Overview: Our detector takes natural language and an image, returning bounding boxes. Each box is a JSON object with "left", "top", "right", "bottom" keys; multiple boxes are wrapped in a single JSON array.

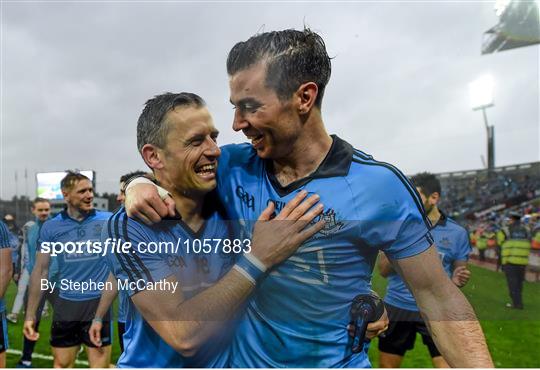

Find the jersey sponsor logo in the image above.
[
  {"left": 439, "top": 237, "right": 452, "bottom": 247},
  {"left": 314, "top": 209, "right": 344, "bottom": 236},
  {"left": 194, "top": 255, "right": 210, "bottom": 274},
  {"left": 93, "top": 223, "right": 103, "bottom": 235},
  {"left": 267, "top": 198, "right": 287, "bottom": 213},
  {"left": 166, "top": 255, "right": 186, "bottom": 268},
  {"left": 77, "top": 227, "right": 86, "bottom": 238},
  {"left": 235, "top": 185, "right": 255, "bottom": 210}
]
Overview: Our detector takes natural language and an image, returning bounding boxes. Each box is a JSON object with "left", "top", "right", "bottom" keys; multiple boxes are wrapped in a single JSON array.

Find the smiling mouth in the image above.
[
  {"left": 246, "top": 134, "right": 263, "bottom": 147},
  {"left": 195, "top": 163, "right": 217, "bottom": 177}
]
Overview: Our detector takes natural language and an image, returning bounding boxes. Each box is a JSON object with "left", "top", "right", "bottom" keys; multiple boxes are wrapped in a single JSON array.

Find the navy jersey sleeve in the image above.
[
  {"left": 358, "top": 168, "right": 433, "bottom": 260},
  {"left": 103, "top": 211, "right": 174, "bottom": 297},
  {"left": 0, "top": 221, "right": 10, "bottom": 249}
]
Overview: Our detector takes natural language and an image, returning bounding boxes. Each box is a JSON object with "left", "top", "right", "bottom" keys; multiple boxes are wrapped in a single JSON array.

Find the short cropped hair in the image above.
[
  {"left": 60, "top": 171, "right": 91, "bottom": 192},
  {"left": 136, "top": 92, "right": 206, "bottom": 153},
  {"left": 120, "top": 171, "right": 148, "bottom": 184},
  {"left": 226, "top": 28, "right": 332, "bottom": 108},
  {"left": 411, "top": 172, "right": 441, "bottom": 196},
  {"left": 32, "top": 197, "right": 50, "bottom": 206}
]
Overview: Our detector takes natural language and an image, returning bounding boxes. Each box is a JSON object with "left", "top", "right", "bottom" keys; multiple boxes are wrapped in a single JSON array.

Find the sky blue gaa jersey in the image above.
[
  {"left": 0, "top": 220, "right": 12, "bottom": 312},
  {"left": 384, "top": 213, "right": 472, "bottom": 312},
  {"left": 105, "top": 207, "right": 236, "bottom": 368},
  {"left": 7, "top": 228, "right": 19, "bottom": 264},
  {"left": 216, "top": 135, "right": 434, "bottom": 368},
  {"left": 38, "top": 209, "right": 111, "bottom": 301}
]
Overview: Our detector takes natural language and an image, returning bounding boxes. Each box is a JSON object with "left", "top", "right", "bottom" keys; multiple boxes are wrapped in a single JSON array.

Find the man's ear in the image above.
[
  {"left": 430, "top": 192, "right": 440, "bottom": 205},
  {"left": 295, "top": 82, "right": 318, "bottom": 115},
  {"left": 141, "top": 144, "right": 165, "bottom": 170}
]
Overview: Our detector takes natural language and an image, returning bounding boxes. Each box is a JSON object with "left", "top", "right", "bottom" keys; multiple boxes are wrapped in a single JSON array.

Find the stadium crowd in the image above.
[{"left": 438, "top": 163, "right": 540, "bottom": 218}]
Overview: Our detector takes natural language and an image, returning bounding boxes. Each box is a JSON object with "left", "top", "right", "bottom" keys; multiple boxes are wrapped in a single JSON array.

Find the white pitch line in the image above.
[{"left": 6, "top": 348, "right": 89, "bottom": 366}]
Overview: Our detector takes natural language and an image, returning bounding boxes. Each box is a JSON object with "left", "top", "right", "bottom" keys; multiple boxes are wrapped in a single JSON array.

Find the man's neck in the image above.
[
  {"left": 156, "top": 177, "right": 205, "bottom": 232},
  {"left": 66, "top": 205, "right": 90, "bottom": 221},
  {"left": 428, "top": 206, "right": 441, "bottom": 226},
  {"left": 174, "top": 192, "right": 205, "bottom": 228},
  {"left": 272, "top": 121, "right": 333, "bottom": 187}
]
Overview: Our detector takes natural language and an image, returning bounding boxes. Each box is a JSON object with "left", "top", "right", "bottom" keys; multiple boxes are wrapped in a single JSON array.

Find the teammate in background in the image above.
[
  {"left": 378, "top": 172, "right": 472, "bottom": 368},
  {"left": 24, "top": 172, "right": 112, "bottom": 368},
  {"left": 8, "top": 199, "right": 52, "bottom": 324},
  {"left": 89, "top": 170, "right": 146, "bottom": 353},
  {"left": 498, "top": 212, "right": 531, "bottom": 309},
  {"left": 3, "top": 214, "right": 20, "bottom": 283},
  {"left": 0, "top": 220, "right": 14, "bottom": 368},
  {"left": 103, "top": 92, "right": 324, "bottom": 367},
  {"left": 8, "top": 198, "right": 58, "bottom": 368},
  {"left": 125, "top": 29, "right": 492, "bottom": 367},
  {"left": 117, "top": 171, "right": 147, "bottom": 205}
]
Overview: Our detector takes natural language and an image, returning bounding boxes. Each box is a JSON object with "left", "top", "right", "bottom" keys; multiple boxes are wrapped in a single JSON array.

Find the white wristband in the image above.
[{"left": 125, "top": 177, "right": 172, "bottom": 200}]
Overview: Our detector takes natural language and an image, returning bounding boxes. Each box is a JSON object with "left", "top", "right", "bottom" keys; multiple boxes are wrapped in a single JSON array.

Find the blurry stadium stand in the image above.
[
  {"left": 482, "top": 0, "right": 540, "bottom": 54},
  {"left": 437, "top": 162, "right": 540, "bottom": 220},
  {"left": 435, "top": 162, "right": 540, "bottom": 281}
]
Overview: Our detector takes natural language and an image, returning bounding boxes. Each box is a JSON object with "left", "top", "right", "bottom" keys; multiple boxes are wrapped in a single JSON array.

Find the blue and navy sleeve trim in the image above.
[
  {"left": 351, "top": 149, "right": 432, "bottom": 230},
  {"left": 108, "top": 211, "right": 154, "bottom": 284}
]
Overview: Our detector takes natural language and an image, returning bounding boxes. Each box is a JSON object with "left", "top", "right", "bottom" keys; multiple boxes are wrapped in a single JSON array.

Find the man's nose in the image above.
[{"left": 232, "top": 109, "right": 249, "bottom": 132}]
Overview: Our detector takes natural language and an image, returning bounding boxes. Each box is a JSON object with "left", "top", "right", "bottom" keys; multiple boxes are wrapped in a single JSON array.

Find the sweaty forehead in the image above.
[
  {"left": 166, "top": 106, "right": 215, "bottom": 136},
  {"left": 229, "top": 63, "right": 269, "bottom": 100}
]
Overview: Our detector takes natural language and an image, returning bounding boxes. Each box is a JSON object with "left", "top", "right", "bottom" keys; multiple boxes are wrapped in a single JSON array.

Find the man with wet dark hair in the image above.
[
  {"left": 125, "top": 28, "right": 493, "bottom": 368},
  {"left": 227, "top": 29, "right": 331, "bottom": 108}
]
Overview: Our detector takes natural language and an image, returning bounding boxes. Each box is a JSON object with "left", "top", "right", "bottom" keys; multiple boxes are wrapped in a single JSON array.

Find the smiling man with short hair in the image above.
[{"left": 24, "top": 172, "right": 112, "bottom": 368}]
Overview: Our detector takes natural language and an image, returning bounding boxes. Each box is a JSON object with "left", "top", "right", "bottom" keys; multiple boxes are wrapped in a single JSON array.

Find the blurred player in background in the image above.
[
  {"left": 125, "top": 28, "right": 492, "bottom": 367},
  {"left": 8, "top": 199, "right": 52, "bottom": 324},
  {"left": 3, "top": 215, "right": 20, "bottom": 285},
  {"left": 117, "top": 171, "right": 147, "bottom": 206},
  {"left": 24, "top": 172, "right": 112, "bottom": 368},
  {"left": 0, "top": 220, "right": 14, "bottom": 368},
  {"left": 89, "top": 170, "right": 146, "bottom": 354},
  {"left": 8, "top": 198, "right": 57, "bottom": 368},
  {"left": 378, "top": 172, "right": 472, "bottom": 368}
]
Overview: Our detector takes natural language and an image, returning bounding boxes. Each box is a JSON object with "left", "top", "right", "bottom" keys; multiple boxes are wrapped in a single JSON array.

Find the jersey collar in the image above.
[
  {"left": 266, "top": 134, "right": 354, "bottom": 196},
  {"left": 434, "top": 210, "right": 448, "bottom": 227},
  {"left": 60, "top": 208, "right": 96, "bottom": 223}
]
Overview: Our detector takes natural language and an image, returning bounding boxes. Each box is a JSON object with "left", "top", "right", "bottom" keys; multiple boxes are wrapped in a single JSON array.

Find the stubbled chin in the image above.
[{"left": 254, "top": 146, "right": 271, "bottom": 158}]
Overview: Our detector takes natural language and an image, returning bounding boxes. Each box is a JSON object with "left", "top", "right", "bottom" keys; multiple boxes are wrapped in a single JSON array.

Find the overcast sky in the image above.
[{"left": 1, "top": 1, "right": 538, "bottom": 199}]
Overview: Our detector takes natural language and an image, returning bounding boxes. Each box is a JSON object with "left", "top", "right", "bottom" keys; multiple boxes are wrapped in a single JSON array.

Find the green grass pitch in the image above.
[{"left": 5, "top": 264, "right": 540, "bottom": 367}]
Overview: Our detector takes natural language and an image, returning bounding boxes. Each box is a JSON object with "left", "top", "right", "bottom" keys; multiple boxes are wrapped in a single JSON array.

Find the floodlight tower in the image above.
[{"left": 469, "top": 75, "right": 496, "bottom": 171}]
